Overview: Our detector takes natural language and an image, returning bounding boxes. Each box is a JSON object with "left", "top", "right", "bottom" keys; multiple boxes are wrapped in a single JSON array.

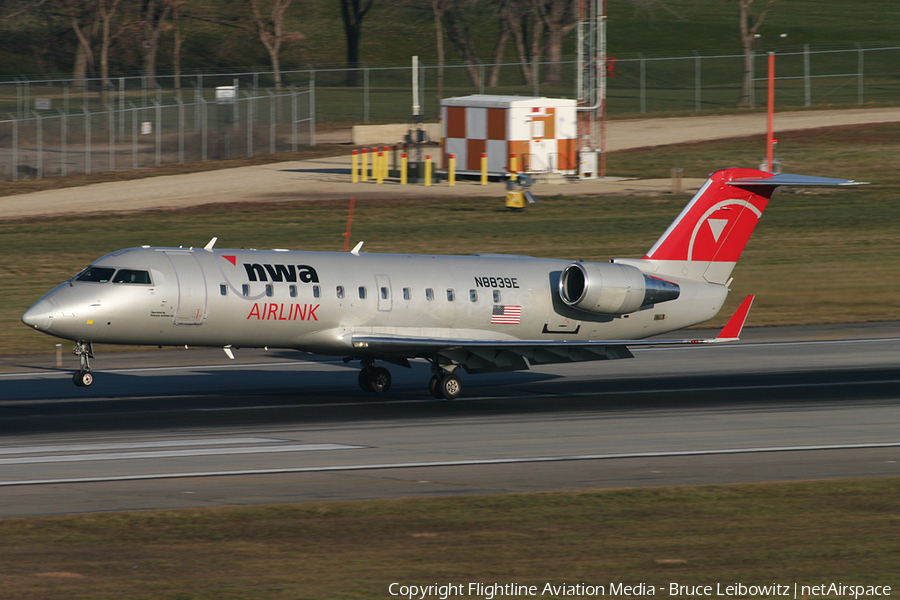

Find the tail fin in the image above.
[{"left": 638, "top": 168, "right": 864, "bottom": 284}]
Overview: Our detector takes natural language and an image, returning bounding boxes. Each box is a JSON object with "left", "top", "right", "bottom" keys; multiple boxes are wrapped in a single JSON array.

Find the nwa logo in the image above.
[{"left": 243, "top": 263, "right": 319, "bottom": 284}]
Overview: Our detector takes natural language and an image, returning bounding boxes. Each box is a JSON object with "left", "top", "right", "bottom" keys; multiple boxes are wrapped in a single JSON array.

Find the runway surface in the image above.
[{"left": 0, "top": 322, "right": 898, "bottom": 517}]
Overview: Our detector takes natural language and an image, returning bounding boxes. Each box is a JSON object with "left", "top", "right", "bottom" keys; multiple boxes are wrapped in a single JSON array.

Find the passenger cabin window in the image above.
[
  {"left": 313, "top": 285, "right": 321, "bottom": 299},
  {"left": 493, "top": 290, "right": 501, "bottom": 303},
  {"left": 425, "top": 288, "right": 434, "bottom": 301},
  {"left": 220, "top": 284, "right": 228, "bottom": 296},
  {"left": 113, "top": 269, "right": 152, "bottom": 284},
  {"left": 469, "top": 289, "right": 478, "bottom": 302},
  {"left": 76, "top": 267, "right": 116, "bottom": 283},
  {"left": 403, "top": 288, "right": 411, "bottom": 300},
  {"left": 266, "top": 284, "right": 274, "bottom": 297},
  {"left": 336, "top": 286, "right": 345, "bottom": 299},
  {"left": 447, "top": 289, "right": 455, "bottom": 302},
  {"left": 242, "top": 284, "right": 250, "bottom": 297},
  {"left": 289, "top": 285, "right": 298, "bottom": 298},
  {"left": 359, "top": 286, "right": 367, "bottom": 299},
  {"left": 380, "top": 287, "right": 389, "bottom": 300}
]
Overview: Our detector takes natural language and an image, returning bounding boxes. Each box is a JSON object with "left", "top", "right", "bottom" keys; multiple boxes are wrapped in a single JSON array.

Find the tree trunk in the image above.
[{"left": 340, "top": 0, "right": 374, "bottom": 87}]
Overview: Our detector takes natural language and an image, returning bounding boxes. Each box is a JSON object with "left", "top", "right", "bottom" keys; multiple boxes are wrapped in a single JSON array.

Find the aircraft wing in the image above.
[{"left": 352, "top": 296, "right": 754, "bottom": 374}]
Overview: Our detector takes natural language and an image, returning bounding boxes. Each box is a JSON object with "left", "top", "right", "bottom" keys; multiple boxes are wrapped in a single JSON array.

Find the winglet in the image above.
[{"left": 715, "top": 295, "right": 754, "bottom": 342}]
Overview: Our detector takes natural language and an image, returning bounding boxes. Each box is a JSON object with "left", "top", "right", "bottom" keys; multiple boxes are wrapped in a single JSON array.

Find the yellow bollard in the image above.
[
  {"left": 382, "top": 146, "right": 389, "bottom": 180},
  {"left": 509, "top": 153, "right": 518, "bottom": 182},
  {"left": 448, "top": 153, "right": 456, "bottom": 186},
  {"left": 351, "top": 150, "right": 359, "bottom": 183},
  {"left": 376, "top": 150, "right": 384, "bottom": 184},
  {"left": 401, "top": 153, "right": 408, "bottom": 185},
  {"left": 360, "top": 149, "right": 368, "bottom": 182},
  {"left": 481, "top": 152, "right": 488, "bottom": 185},
  {"left": 424, "top": 155, "right": 432, "bottom": 187}
]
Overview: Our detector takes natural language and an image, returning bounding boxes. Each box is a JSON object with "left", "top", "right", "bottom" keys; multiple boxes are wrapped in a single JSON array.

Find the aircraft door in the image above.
[
  {"left": 165, "top": 251, "right": 208, "bottom": 325},
  {"left": 374, "top": 274, "right": 392, "bottom": 312}
]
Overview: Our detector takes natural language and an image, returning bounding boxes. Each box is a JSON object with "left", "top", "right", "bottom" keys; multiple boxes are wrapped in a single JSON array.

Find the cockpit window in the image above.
[
  {"left": 113, "top": 269, "right": 152, "bottom": 284},
  {"left": 76, "top": 267, "right": 116, "bottom": 283}
]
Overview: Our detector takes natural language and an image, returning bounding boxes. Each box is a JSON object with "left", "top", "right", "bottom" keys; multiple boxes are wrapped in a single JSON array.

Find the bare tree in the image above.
[
  {"left": 250, "top": 0, "right": 300, "bottom": 92},
  {"left": 442, "top": 0, "right": 482, "bottom": 88},
  {"left": 532, "top": 0, "right": 577, "bottom": 86},
  {"left": 738, "top": 0, "right": 776, "bottom": 107},
  {"left": 97, "top": 0, "right": 122, "bottom": 106},
  {"left": 61, "top": 0, "right": 98, "bottom": 87},
  {"left": 427, "top": 0, "right": 449, "bottom": 102},
  {"left": 140, "top": 0, "right": 172, "bottom": 90},
  {"left": 340, "top": 0, "right": 375, "bottom": 87}
]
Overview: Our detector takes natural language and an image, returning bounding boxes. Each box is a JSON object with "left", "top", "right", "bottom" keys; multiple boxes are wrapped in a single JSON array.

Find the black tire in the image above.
[
  {"left": 369, "top": 367, "right": 391, "bottom": 393},
  {"left": 73, "top": 370, "right": 93, "bottom": 387},
  {"left": 438, "top": 374, "right": 461, "bottom": 400},
  {"left": 358, "top": 368, "right": 373, "bottom": 392},
  {"left": 429, "top": 375, "right": 443, "bottom": 399}
]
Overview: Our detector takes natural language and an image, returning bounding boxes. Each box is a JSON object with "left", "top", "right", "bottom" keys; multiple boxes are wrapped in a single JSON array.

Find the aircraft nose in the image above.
[{"left": 22, "top": 297, "right": 56, "bottom": 332}]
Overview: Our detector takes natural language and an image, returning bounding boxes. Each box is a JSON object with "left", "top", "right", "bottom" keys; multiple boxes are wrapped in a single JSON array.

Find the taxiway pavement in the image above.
[{"left": 1, "top": 323, "right": 898, "bottom": 517}]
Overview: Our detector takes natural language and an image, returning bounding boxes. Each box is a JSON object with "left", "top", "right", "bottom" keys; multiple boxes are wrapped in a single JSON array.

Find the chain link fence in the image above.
[
  {"left": 0, "top": 85, "right": 313, "bottom": 181},
  {"left": 0, "top": 44, "right": 897, "bottom": 181}
]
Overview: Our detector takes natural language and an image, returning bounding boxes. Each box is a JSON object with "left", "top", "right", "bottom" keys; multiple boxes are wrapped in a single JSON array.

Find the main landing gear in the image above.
[
  {"left": 358, "top": 361, "right": 392, "bottom": 393},
  {"left": 355, "top": 358, "right": 463, "bottom": 400},
  {"left": 73, "top": 341, "right": 94, "bottom": 387}
]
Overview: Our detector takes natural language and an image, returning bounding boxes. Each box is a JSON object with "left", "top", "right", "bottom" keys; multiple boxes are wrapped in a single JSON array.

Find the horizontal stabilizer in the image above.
[{"left": 726, "top": 173, "right": 867, "bottom": 187}]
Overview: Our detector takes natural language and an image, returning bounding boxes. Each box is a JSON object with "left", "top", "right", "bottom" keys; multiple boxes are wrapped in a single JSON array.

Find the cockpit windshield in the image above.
[
  {"left": 76, "top": 267, "right": 116, "bottom": 283},
  {"left": 113, "top": 269, "right": 152, "bottom": 284},
  {"left": 75, "top": 267, "right": 152, "bottom": 284}
]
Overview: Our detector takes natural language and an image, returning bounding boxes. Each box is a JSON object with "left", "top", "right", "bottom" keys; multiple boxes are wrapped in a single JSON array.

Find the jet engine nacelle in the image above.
[{"left": 559, "top": 262, "right": 680, "bottom": 315}]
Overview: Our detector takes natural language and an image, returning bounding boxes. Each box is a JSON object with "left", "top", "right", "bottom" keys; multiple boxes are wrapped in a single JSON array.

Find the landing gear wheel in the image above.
[
  {"left": 359, "top": 366, "right": 391, "bottom": 393},
  {"left": 429, "top": 375, "right": 443, "bottom": 399},
  {"left": 73, "top": 370, "right": 93, "bottom": 387},
  {"left": 369, "top": 367, "right": 391, "bottom": 393},
  {"left": 436, "top": 374, "right": 461, "bottom": 401},
  {"left": 358, "top": 368, "right": 373, "bottom": 392}
]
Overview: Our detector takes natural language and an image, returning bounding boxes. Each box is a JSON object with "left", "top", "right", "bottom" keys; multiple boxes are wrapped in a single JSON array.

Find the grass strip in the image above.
[{"left": 0, "top": 478, "right": 897, "bottom": 599}]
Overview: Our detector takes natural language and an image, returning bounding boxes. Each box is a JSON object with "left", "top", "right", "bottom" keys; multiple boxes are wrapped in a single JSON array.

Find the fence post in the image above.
[
  {"left": 309, "top": 77, "right": 316, "bottom": 146},
  {"left": 178, "top": 97, "right": 185, "bottom": 164},
  {"left": 245, "top": 91, "right": 253, "bottom": 158},
  {"left": 857, "top": 43, "right": 864, "bottom": 105},
  {"left": 109, "top": 101, "right": 115, "bottom": 172},
  {"left": 58, "top": 109, "right": 67, "bottom": 177},
  {"left": 363, "top": 64, "right": 369, "bottom": 123},
  {"left": 638, "top": 53, "right": 646, "bottom": 114},
  {"left": 693, "top": 51, "right": 701, "bottom": 111},
  {"left": 201, "top": 97, "right": 208, "bottom": 162},
  {"left": 289, "top": 87, "right": 297, "bottom": 152},
  {"left": 268, "top": 90, "right": 276, "bottom": 154},
  {"left": 33, "top": 111, "right": 42, "bottom": 179},
  {"left": 804, "top": 45, "right": 811, "bottom": 107},
  {"left": 84, "top": 107, "right": 91, "bottom": 175},
  {"left": 10, "top": 115, "right": 17, "bottom": 181},
  {"left": 119, "top": 77, "right": 125, "bottom": 142},
  {"left": 154, "top": 100, "right": 161, "bottom": 166},
  {"left": 130, "top": 101, "right": 138, "bottom": 169}
]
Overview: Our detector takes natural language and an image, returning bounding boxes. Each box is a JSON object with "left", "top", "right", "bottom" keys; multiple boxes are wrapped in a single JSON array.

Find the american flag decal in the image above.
[{"left": 491, "top": 305, "right": 522, "bottom": 325}]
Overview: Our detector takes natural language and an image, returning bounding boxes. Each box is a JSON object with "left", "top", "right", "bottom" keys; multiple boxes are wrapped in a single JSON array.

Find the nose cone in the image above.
[{"left": 22, "top": 297, "right": 56, "bottom": 332}]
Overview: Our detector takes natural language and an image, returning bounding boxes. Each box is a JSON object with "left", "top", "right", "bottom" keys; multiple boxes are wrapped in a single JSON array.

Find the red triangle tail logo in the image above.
[{"left": 222, "top": 255, "right": 237, "bottom": 266}]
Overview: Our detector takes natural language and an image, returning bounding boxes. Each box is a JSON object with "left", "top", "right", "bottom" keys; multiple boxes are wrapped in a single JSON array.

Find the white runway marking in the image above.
[
  {"left": 1, "top": 441, "right": 897, "bottom": 487},
  {"left": 0, "top": 437, "right": 281, "bottom": 455},
  {"left": 0, "top": 443, "right": 363, "bottom": 465}
]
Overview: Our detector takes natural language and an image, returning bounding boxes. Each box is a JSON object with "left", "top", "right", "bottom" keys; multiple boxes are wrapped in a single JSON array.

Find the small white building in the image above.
[{"left": 441, "top": 95, "right": 578, "bottom": 176}]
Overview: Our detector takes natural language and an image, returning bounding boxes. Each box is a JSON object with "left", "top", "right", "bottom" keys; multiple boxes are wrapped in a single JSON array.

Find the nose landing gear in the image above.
[{"left": 73, "top": 341, "right": 94, "bottom": 387}]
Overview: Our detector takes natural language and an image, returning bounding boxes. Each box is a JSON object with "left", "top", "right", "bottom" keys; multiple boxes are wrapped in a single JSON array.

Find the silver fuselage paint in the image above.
[{"left": 24, "top": 246, "right": 728, "bottom": 354}]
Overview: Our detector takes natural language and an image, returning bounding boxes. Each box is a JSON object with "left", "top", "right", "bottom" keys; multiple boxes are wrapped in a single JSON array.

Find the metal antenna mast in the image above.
[{"left": 576, "top": 0, "right": 606, "bottom": 176}]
